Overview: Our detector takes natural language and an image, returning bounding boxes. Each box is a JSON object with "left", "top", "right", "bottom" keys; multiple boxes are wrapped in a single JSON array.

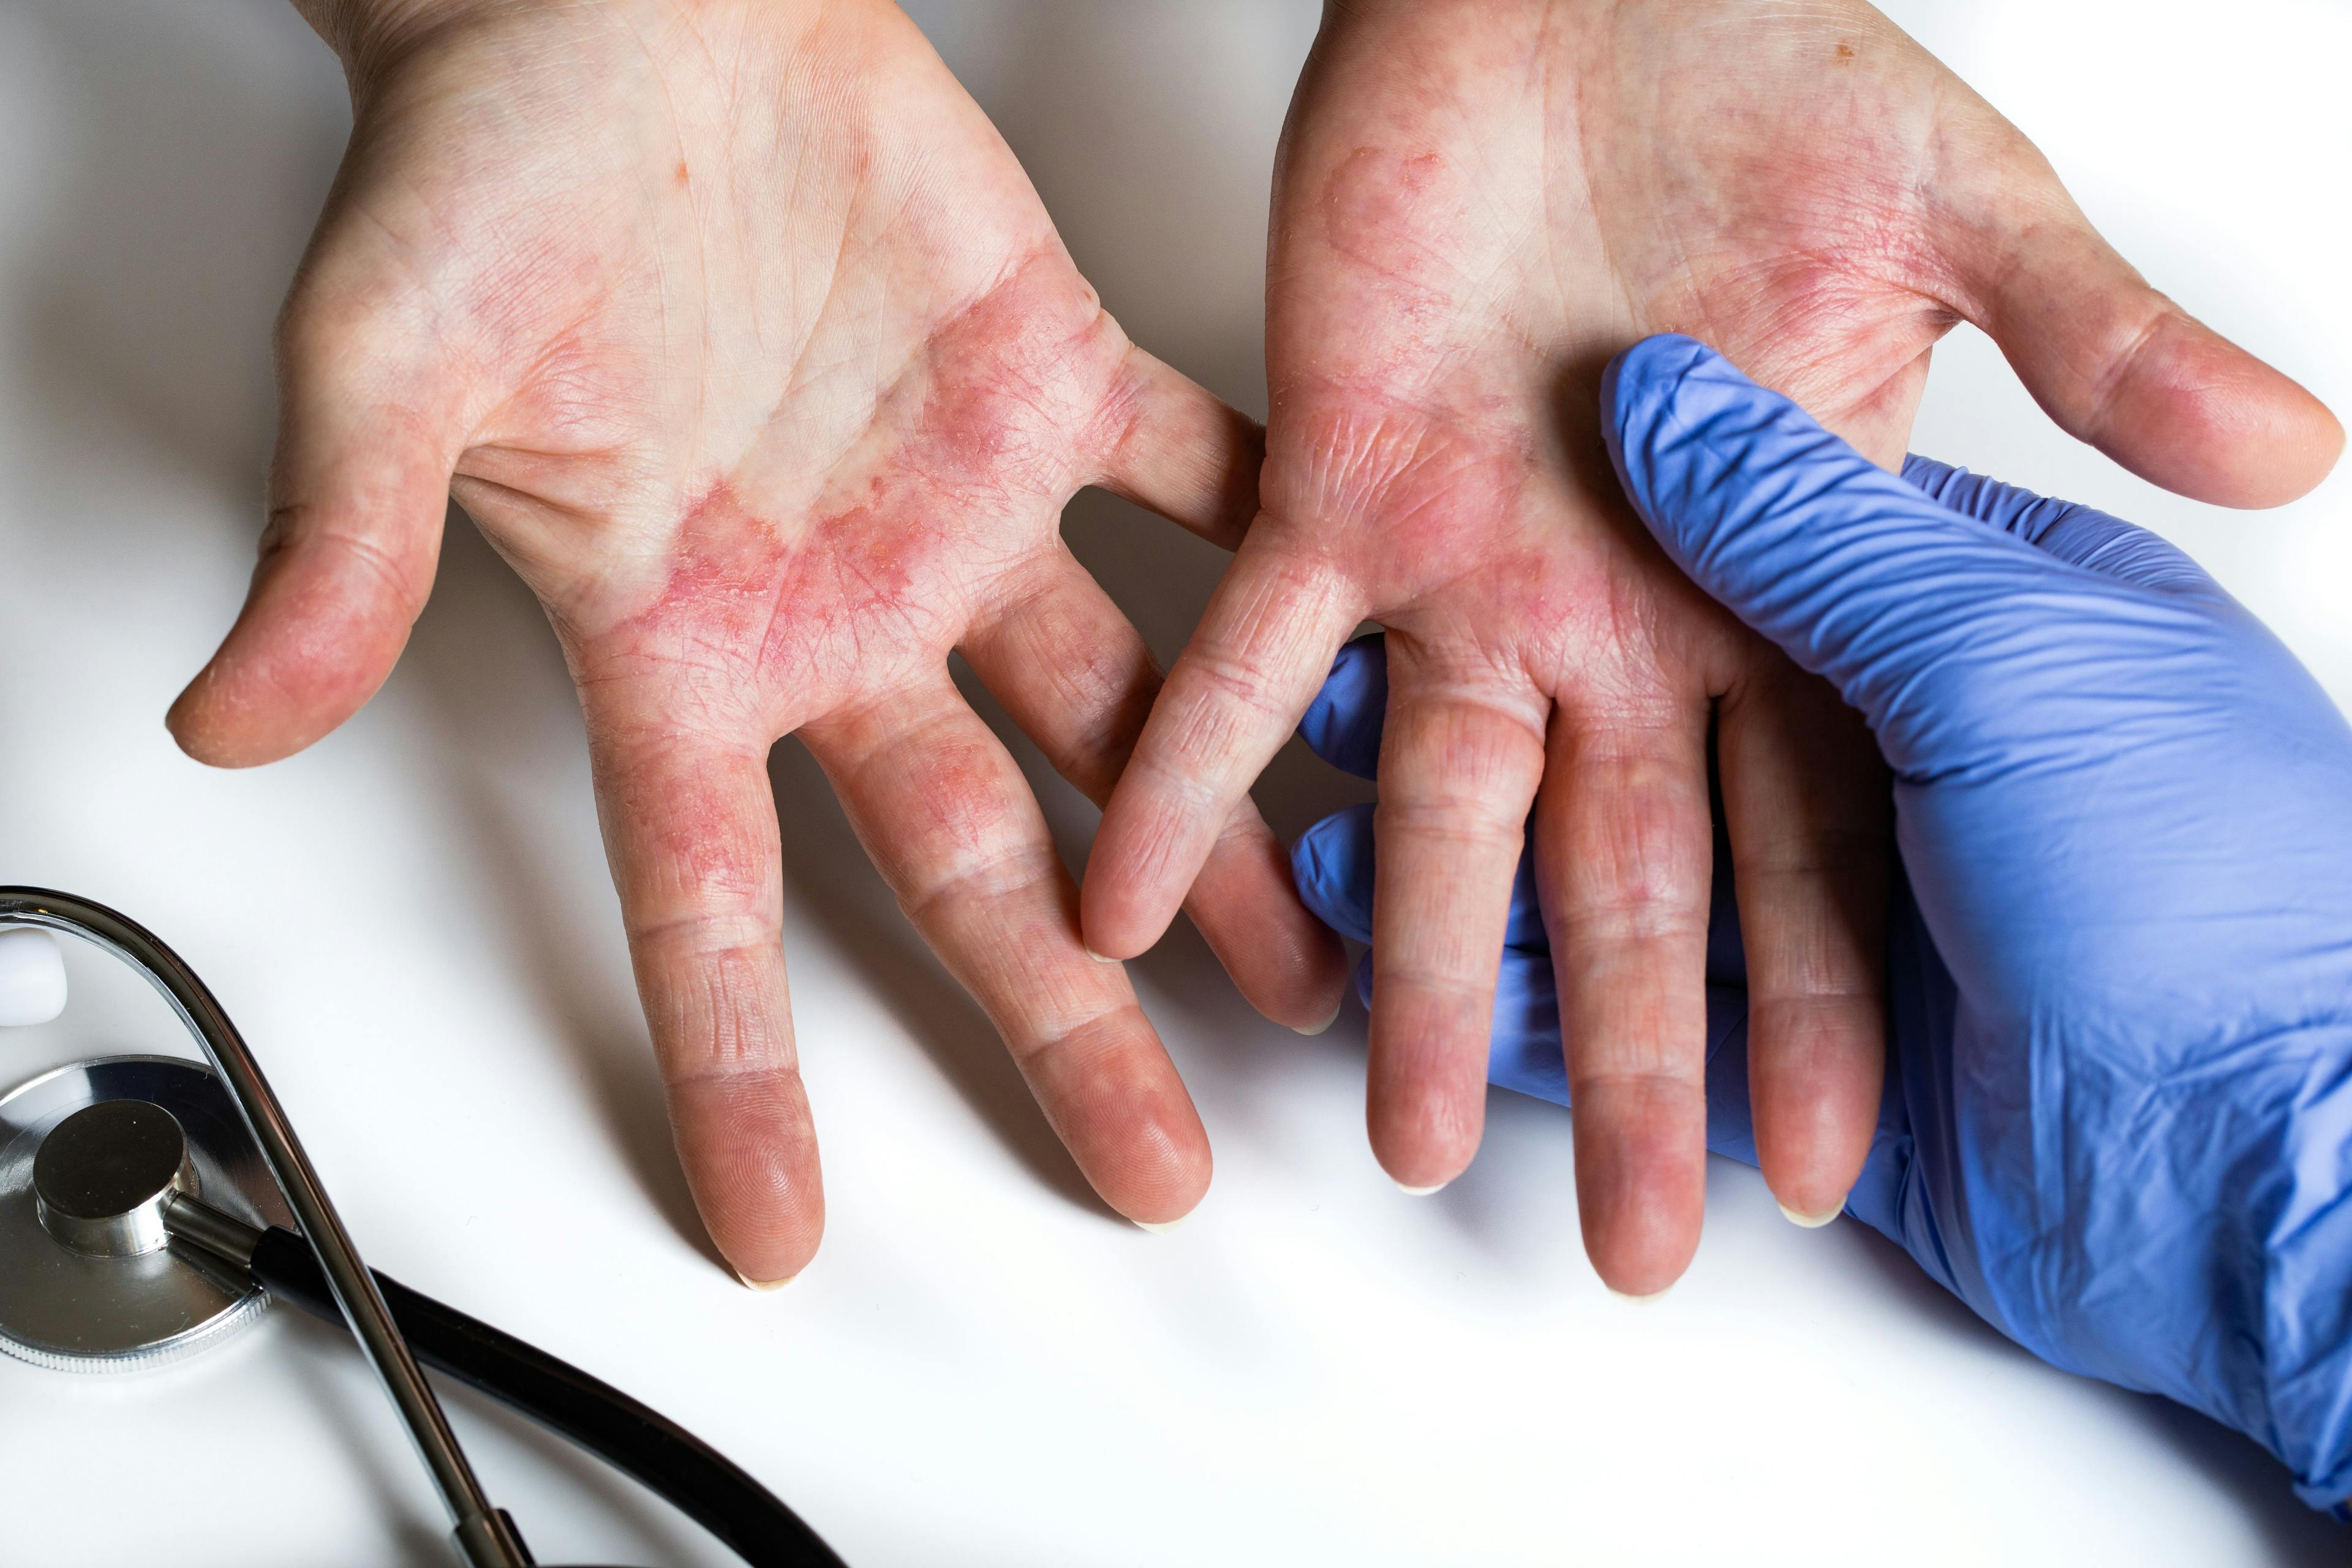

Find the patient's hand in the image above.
[
  {"left": 1084, "top": 0, "right": 2340, "bottom": 1293},
  {"left": 169, "top": 0, "right": 1345, "bottom": 1283}
]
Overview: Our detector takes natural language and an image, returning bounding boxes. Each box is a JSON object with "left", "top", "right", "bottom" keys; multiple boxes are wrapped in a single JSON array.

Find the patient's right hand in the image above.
[{"left": 167, "top": 0, "right": 1346, "bottom": 1284}]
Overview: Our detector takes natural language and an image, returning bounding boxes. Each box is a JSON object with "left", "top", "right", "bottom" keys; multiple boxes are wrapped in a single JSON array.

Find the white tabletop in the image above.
[{"left": 0, "top": 2, "right": 2345, "bottom": 1563}]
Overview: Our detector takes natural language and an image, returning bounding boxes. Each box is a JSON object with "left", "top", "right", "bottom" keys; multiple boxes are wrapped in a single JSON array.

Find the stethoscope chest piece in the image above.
[{"left": 0, "top": 1054, "right": 291, "bottom": 1371}]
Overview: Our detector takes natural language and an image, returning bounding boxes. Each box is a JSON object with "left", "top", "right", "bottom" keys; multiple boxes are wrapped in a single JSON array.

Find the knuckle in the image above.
[{"left": 899, "top": 840, "right": 1060, "bottom": 927}]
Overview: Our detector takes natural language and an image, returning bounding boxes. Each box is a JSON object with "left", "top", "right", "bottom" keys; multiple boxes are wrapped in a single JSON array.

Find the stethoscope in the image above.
[{"left": 0, "top": 888, "right": 848, "bottom": 1567}]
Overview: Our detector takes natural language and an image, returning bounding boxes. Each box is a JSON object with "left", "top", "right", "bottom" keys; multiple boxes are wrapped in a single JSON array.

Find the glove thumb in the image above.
[{"left": 1600, "top": 336, "right": 2207, "bottom": 781}]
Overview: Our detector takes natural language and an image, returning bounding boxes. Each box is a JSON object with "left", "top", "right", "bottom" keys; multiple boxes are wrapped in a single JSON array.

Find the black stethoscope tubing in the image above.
[{"left": 0, "top": 886, "right": 846, "bottom": 1567}]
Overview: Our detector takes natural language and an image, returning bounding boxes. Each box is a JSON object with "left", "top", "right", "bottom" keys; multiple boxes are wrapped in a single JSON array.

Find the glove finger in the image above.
[
  {"left": 1297, "top": 632, "right": 1389, "bottom": 780},
  {"left": 1292, "top": 803, "right": 1377, "bottom": 944},
  {"left": 1489, "top": 946, "right": 1570, "bottom": 1107},
  {"left": 1901, "top": 458, "right": 2226, "bottom": 600},
  {"left": 1602, "top": 335, "right": 2204, "bottom": 780}
]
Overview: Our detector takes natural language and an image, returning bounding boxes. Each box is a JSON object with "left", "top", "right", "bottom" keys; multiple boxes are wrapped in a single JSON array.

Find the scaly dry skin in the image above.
[
  {"left": 167, "top": 0, "right": 1350, "bottom": 1284},
  {"left": 1084, "top": 0, "right": 2342, "bottom": 1294}
]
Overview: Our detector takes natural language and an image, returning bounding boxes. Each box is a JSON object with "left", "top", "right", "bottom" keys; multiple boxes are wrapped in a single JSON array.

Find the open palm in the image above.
[
  {"left": 170, "top": 0, "right": 1345, "bottom": 1284},
  {"left": 1086, "top": 0, "right": 2340, "bottom": 1293}
]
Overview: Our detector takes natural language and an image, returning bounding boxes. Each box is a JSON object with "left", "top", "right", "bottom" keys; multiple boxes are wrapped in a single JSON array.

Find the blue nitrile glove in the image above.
[{"left": 1291, "top": 334, "right": 2352, "bottom": 1512}]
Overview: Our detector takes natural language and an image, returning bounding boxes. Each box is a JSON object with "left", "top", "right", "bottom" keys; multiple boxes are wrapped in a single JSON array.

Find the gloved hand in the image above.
[{"left": 1292, "top": 335, "right": 2352, "bottom": 1510}]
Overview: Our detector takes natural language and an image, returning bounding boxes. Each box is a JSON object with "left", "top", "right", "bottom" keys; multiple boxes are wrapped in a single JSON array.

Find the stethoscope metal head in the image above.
[
  {"left": 0, "top": 890, "right": 831, "bottom": 1568},
  {"left": 0, "top": 888, "right": 535, "bottom": 1567},
  {"left": 38, "top": 1098, "right": 192, "bottom": 1257},
  {"left": 0, "top": 1054, "right": 289, "bottom": 1371}
]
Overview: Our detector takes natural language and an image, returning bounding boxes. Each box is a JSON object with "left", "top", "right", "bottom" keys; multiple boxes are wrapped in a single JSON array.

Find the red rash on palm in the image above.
[
  {"left": 580, "top": 273, "right": 1121, "bottom": 729},
  {"left": 168, "top": 0, "right": 1345, "bottom": 1284}
]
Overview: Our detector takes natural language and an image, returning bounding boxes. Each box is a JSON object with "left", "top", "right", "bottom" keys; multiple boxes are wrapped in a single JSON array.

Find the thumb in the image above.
[
  {"left": 1936, "top": 143, "right": 2341, "bottom": 509},
  {"left": 1601, "top": 335, "right": 2210, "bottom": 779},
  {"left": 167, "top": 282, "right": 467, "bottom": 767}
]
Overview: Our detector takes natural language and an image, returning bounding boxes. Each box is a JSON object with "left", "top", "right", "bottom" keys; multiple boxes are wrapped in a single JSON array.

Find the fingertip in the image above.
[
  {"left": 1183, "top": 809, "right": 1352, "bottom": 1031},
  {"left": 1195, "top": 884, "right": 1351, "bottom": 1034},
  {"left": 1603, "top": 331, "right": 1716, "bottom": 407},
  {"left": 1571, "top": 1101, "right": 1706, "bottom": 1298},
  {"left": 1079, "top": 805, "right": 1188, "bottom": 962},
  {"left": 165, "top": 653, "right": 376, "bottom": 770},
  {"left": 1264, "top": 921, "right": 1351, "bottom": 1034},
  {"left": 165, "top": 663, "right": 271, "bottom": 769},
  {"left": 1752, "top": 1071, "right": 1878, "bottom": 1231},
  {"left": 167, "top": 529, "right": 428, "bottom": 767},
  {"left": 1120, "top": 1169, "right": 1209, "bottom": 1231},
  {"left": 1289, "top": 803, "right": 1376, "bottom": 944},
  {"left": 2089, "top": 312, "right": 2343, "bottom": 508},
  {"left": 1374, "top": 1140, "right": 1476, "bottom": 1196},
  {"left": 1365, "top": 1071, "right": 1484, "bottom": 1195},
  {"left": 1099, "top": 1101, "right": 1213, "bottom": 1230},
  {"left": 1076, "top": 873, "right": 1156, "bottom": 965},
  {"left": 669, "top": 1069, "right": 826, "bottom": 1289},
  {"left": 1578, "top": 1192, "right": 1702, "bottom": 1300},
  {"left": 1024, "top": 1007, "right": 1213, "bottom": 1227},
  {"left": 1600, "top": 333, "right": 1719, "bottom": 465}
]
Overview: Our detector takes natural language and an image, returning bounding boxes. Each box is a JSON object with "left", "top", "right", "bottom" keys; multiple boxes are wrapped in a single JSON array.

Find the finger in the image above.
[
  {"left": 1535, "top": 695, "right": 1716, "bottom": 1297},
  {"left": 169, "top": 267, "right": 469, "bottom": 766},
  {"left": 1716, "top": 654, "right": 1888, "bottom": 1226},
  {"left": 802, "top": 679, "right": 1210, "bottom": 1224},
  {"left": 1363, "top": 644, "right": 1547, "bottom": 1191},
  {"left": 1091, "top": 344, "right": 1264, "bottom": 551},
  {"left": 1084, "top": 530, "right": 1364, "bottom": 959},
  {"left": 962, "top": 549, "right": 1348, "bottom": 1031},
  {"left": 1938, "top": 142, "right": 2341, "bottom": 508},
  {"left": 586, "top": 716, "right": 820, "bottom": 1287}
]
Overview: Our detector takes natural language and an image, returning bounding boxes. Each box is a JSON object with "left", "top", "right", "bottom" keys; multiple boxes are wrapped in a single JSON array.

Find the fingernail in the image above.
[
  {"left": 1607, "top": 1285, "right": 1672, "bottom": 1306},
  {"left": 1393, "top": 1178, "right": 1449, "bottom": 1197},
  {"left": 1294, "top": 1000, "right": 1344, "bottom": 1036},
  {"left": 1777, "top": 1200, "right": 1843, "bottom": 1229},
  {"left": 1134, "top": 1216, "right": 1185, "bottom": 1233},
  {"left": 734, "top": 1269, "right": 796, "bottom": 1292},
  {"left": 1084, "top": 947, "right": 1121, "bottom": 965}
]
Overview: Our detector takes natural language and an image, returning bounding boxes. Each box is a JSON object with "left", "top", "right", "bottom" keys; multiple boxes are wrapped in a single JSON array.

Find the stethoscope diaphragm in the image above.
[{"left": 0, "top": 1054, "right": 290, "bottom": 1371}]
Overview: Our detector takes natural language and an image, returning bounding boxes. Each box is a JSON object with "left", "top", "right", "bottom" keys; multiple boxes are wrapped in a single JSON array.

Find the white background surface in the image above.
[{"left": 0, "top": 2, "right": 2346, "bottom": 1563}]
